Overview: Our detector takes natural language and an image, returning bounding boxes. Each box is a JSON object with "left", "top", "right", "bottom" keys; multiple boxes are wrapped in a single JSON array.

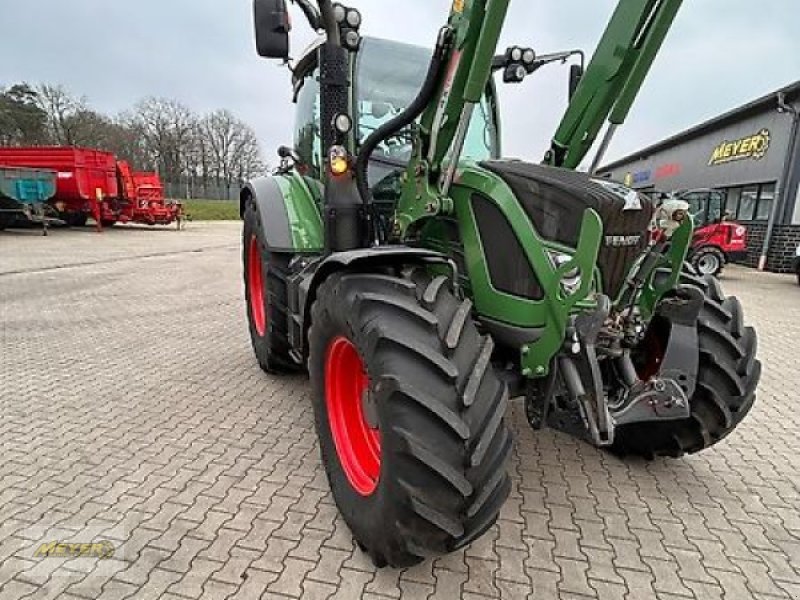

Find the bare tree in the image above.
[
  {"left": 199, "top": 109, "right": 265, "bottom": 199},
  {"left": 36, "top": 84, "right": 88, "bottom": 145},
  {"left": 130, "top": 97, "right": 197, "bottom": 182},
  {"left": 3, "top": 81, "right": 266, "bottom": 199}
]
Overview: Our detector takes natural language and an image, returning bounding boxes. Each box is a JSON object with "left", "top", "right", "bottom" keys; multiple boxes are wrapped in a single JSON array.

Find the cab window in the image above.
[
  {"left": 294, "top": 67, "right": 322, "bottom": 179},
  {"left": 356, "top": 37, "right": 498, "bottom": 163}
]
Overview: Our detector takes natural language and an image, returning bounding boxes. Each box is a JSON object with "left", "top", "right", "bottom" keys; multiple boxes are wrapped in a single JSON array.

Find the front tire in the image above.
[
  {"left": 613, "top": 271, "right": 760, "bottom": 458},
  {"left": 309, "top": 271, "right": 512, "bottom": 568},
  {"left": 242, "top": 200, "right": 297, "bottom": 373},
  {"left": 691, "top": 246, "right": 725, "bottom": 277}
]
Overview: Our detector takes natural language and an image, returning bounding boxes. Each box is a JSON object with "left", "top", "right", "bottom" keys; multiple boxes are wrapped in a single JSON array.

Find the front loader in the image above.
[{"left": 242, "top": 0, "right": 761, "bottom": 567}]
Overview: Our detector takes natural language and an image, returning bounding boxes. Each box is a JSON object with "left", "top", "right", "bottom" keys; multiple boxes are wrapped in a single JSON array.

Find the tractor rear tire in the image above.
[
  {"left": 242, "top": 199, "right": 298, "bottom": 374},
  {"left": 613, "top": 270, "right": 760, "bottom": 458},
  {"left": 690, "top": 246, "right": 725, "bottom": 277},
  {"left": 308, "top": 271, "right": 512, "bottom": 568}
]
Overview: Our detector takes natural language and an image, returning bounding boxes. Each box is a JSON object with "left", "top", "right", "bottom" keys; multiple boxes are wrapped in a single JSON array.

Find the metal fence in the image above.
[{"left": 163, "top": 180, "right": 241, "bottom": 202}]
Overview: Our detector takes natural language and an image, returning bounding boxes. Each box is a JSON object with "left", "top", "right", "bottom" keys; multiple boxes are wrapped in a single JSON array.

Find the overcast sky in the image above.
[{"left": 1, "top": 1, "right": 798, "bottom": 167}]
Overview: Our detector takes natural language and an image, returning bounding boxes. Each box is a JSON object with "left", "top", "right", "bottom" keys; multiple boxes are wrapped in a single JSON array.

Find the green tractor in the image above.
[{"left": 242, "top": 0, "right": 760, "bottom": 567}]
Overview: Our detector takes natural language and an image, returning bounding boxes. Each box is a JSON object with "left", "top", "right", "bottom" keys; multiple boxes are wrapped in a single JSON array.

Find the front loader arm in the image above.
[
  {"left": 545, "top": 0, "right": 683, "bottom": 171},
  {"left": 394, "top": 0, "right": 510, "bottom": 234}
]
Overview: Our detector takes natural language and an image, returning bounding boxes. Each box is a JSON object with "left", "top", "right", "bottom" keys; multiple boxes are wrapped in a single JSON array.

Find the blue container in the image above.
[{"left": 0, "top": 166, "right": 57, "bottom": 206}]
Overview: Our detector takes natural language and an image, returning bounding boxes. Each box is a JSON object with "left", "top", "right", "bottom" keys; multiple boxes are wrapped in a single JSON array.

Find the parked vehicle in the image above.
[
  {"left": 243, "top": 0, "right": 760, "bottom": 567},
  {"left": 0, "top": 166, "right": 57, "bottom": 233},
  {"left": 793, "top": 244, "right": 800, "bottom": 285},
  {"left": 0, "top": 147, "right": 181, "bottom": 229},
  {"left": 679, "top": 189, "right": 748, "bottom": 276},
  {"left": 116, "top": 161, "right": 182, "bottom": 226}
]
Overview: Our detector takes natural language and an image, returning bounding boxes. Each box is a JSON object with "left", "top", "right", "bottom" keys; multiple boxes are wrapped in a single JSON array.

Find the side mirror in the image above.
[
  {"left": 569, "top": 64, "right": 583, "bottom": 100},
  {"left": 254, "top": 0, "right": 290, "bottom": 60}
]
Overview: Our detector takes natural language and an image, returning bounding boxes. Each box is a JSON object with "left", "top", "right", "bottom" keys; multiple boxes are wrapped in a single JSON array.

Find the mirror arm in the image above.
[
  {"left": 533, "top": 49, "right": 585, "bottom": 71},
  {"left": 290, "top": 0, "right": 323, "bottom": 30},
  {"left": 491, "top": 48, "right": 585, "bottom": 75},
  {"left": 490, "top": 55, "right": 507, "bottom": 72}
]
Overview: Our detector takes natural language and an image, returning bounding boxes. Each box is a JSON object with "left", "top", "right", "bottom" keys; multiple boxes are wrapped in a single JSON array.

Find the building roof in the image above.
[{"left": 599, "top": 80, "right": 800, "bottom": 172}]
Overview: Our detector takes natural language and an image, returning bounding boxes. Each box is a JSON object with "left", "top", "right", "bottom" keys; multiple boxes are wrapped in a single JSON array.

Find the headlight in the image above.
[
  {"left": 346, "top": 8, "right": 362, "bottom": 28},
  {"left": 328, "top": 145, "right": 349, "bottom": 176},
  {"left": 522, "top": 48, "right": 536, "bottom": 66},
  {"left": 548, "top": 251, "right": 582, "bottom": 295},
  {"left": 334, "top": 113, "right": 352, "bottom": 134},
  {"left": 333, "top": 4, "right": 347, "bottom": 23}
]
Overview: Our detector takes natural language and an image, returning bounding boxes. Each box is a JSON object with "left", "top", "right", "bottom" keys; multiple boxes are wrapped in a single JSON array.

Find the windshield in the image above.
[{"left": 356, "top": 37, "right": 497, "bottom": 163}]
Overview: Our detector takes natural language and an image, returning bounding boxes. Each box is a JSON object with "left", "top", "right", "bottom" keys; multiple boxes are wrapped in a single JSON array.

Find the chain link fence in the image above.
[{"left": 163, "top": 180, "right": 242, "bottom": 202}]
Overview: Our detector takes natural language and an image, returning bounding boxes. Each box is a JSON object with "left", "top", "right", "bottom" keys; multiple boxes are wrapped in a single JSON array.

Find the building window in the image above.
[
  {"left": 738, "top": 185, "right": 759, "bottom": 221},
  {"left": 756, "top": 183, "right": 775, "bottom": 221},
  {"left": 725, "top": 188, "right": 741, "bottom": 219},
  {"left": 723, "top": 182, "right": 777, "bottom": 222}
]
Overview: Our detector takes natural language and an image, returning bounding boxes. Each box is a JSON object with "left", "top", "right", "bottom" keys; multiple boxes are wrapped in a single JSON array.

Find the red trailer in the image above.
[
  {"left": 0, "top": 147, "right": 118, "bottom": 226},
  {"left": 133, "top": 172, "right": 164, "bottom": 201},
  {"left": 0, "top": 146, "right": 182, "bottom": 229},
  {"left": 116, "top": 162, "right": 182, "bottom": 227}
]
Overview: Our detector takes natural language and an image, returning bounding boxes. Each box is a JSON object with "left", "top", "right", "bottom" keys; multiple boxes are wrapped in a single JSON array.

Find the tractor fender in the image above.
[
  {"left": 240, "top": 174, "right": 323, "bottom": 253},
  {"left": 295, "top": 247, "right": 449, "bottom": 354}
]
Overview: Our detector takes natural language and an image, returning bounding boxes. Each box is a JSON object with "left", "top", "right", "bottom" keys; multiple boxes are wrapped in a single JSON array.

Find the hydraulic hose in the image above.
[{"left": 354, "top": 28, "right": 451, "bottom": 208}]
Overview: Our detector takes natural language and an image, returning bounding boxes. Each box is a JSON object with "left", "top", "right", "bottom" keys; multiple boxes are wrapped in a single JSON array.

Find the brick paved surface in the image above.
[{"left": 1, "top": 221, "right": 799, "bottom": 600}]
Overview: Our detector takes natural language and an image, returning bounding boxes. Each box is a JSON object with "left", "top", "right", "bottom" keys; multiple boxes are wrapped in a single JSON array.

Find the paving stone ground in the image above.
[{"left": 1, "top": 221, "right": 799, "bottom": 600}]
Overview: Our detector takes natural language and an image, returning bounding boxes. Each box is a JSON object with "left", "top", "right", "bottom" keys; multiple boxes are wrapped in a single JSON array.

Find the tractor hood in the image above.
[{"left": 481, "top": 160, "right": 655, "bottom": 299}]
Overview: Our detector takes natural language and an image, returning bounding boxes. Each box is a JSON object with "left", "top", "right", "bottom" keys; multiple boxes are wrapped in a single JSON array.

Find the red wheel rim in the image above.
[
  {"left": 248, "top": 236, "right": 267, "bottom": 337},
  {"left": 325, "top": 336, "right": 380, "bottom": 496}
]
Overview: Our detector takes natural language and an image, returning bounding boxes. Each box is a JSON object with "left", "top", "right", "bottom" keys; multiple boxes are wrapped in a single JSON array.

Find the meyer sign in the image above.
[{"left": 708, "top": 129, "right": 771, "bottom": 166}]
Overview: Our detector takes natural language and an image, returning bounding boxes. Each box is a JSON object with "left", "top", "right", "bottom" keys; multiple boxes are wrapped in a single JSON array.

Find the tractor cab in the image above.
[{"left": 292, "top": 36, "right": 500, "bottom": 188}]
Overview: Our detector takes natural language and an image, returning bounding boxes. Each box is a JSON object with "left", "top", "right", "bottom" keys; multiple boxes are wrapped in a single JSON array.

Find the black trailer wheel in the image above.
[
  {"left": 63, "top": 213, "right": 88, "bottom": 227},
  {"left": 0, "top": 213, "right": 14, "bottom": 230},
  {"left": 308, "top": 271, "right": 512, "bottom": 568},
  {"left": 242, "top": 199, "right": 298, "bottom": 373},
  {"left": 613, "top": 271, "right": 761, "bottom": 458},
  {"left": 690, "top": 246, "right": 725, "bottom": 277}
]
